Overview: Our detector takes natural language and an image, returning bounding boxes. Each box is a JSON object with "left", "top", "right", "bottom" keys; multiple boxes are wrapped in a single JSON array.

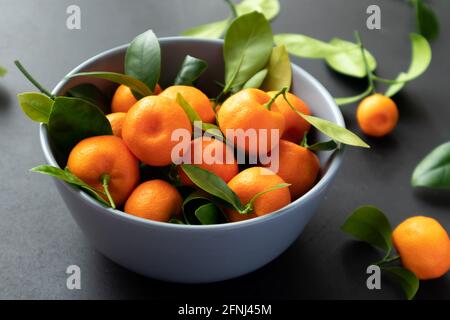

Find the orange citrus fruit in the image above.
[
  {"left": 267, "top": 140, "right": 320, "bottom": 199},
  {"left": 356, "top": 94, "right": 399, "bottom": 137},
  {"left": 111, "top": 84, "right": 162, "bottom": 113},
  {"left": 178, "top": 137, "right": 239, "bottom": 186},
  {"left": 122, "top": 95, "right": 192, "bottom": 166},
  {"left": 124, "top": 179, "right": 183, "bottom": 222},
  {"left": 106, "top": 112, "right": 126, "bottom": 138},
  {"left": 392, "top": 216, "right": 450, "bottom": 280},
  {"left": 268, "top": 91, "right": 311, "bottom": 143},
  {"left": 225, "top": 167, "right": 291, "bottom": 222},
  {"left": 218, "top": 89, "right": 285, "bottom": 155},
  {"left": 159, "top": 85, "right": 215, "bottom": 123},
  {"left": 67, "top": 135, "right": 140, "bottom": 206}
]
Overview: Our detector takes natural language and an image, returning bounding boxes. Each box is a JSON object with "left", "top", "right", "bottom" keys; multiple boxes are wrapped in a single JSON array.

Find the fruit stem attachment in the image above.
[
  {"left": 263, "top": 87, "right": 288, "bottom": 110},
  {"left": 101, "top": 174, "right": 116, "bottom": 209},
  {"left": 354, "top": 31, "right": 375, "bottom": 95},
  {"left": 239, "top": 183, "right": 291, "bottom": 215},
  {"left": 14, "top": 60, "right": 54, "bottom": 99}
]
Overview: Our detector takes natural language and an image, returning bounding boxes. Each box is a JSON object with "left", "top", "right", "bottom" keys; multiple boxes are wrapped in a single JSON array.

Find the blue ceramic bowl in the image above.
[{"left": 40, "top": 37, "right": 345, "bottom": 283}]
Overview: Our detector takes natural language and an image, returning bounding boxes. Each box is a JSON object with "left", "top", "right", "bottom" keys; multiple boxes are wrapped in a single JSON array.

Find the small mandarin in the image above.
[
  {"left": 267, "top": 140, "right": 320, "bottom": 199},
  {"left": 392, "top": 216, "right": 450, "bottom": 280},
  {"left": 268, "top": 91, "right": 312, "bottom": 143},
  {"left": 225, "top": 167, "right": 291, "bottom": 223},
  {"left": 218, "top": 89, "right": 285, "bottom": 155},
  {"left": 67, "top": 135, "right": 139, "bottom": 206},
  {"left": 357, "top": 94, "right": 399, "bottom": 137},
  {"left": 122, "top": 95, "right": 192, "bottom": 166},
  {"left": 125, "top": 180, "right": 183, "bottom": 222}
]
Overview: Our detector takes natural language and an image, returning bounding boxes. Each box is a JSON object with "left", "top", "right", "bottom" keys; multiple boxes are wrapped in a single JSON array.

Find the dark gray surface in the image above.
[{"left": 0, "top": 0, "right": 449, "bottom": 299}]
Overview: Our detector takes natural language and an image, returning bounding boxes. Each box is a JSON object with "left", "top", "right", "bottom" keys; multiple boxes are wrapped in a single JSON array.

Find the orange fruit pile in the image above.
[{"left": 66, "top": 83, "right": 321, "bottom": 224}]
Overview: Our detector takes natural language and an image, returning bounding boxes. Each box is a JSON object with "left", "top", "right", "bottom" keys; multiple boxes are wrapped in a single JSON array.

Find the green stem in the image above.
[
  {"left": 240, "top": 183, "right": 291, "bottom": 215},
  {"left": 263, "top": 87, "right": 288, "bottom": 110},
  {"left": 372, "top": 75, "right": 406, "bottom": 85},
  {"left": 376, "top": 255, "right": 400, "bottom": 267},
  {"left": 353, "top": 31, "right": 375, "bottom": 95},
  {"left": 14, "top": 60, "right": 54, "bottom": 99},
  {"left": 101, "top": 174, "right": 116, "bottom": 209},
  {"left": 225, "top": 0, "right": 238, "bottom": 18}
]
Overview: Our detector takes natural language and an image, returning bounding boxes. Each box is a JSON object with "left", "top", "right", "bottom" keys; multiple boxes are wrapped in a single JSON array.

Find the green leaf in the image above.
[
  {"left": 261, "top": 45, "right": 292, "bottom": 91},
  {"left": 414, "top": 0, "right": 439, "bottom": 41},
  {"left": 235, "top": 0, "right": 280, "bottom": 21},
  {"left": 0, "top": 66, "right": 6, "bottom": 77},
  {"left": 384, "top": 33, "right": 432, "bottom": 97},
  {"left": 182, "top": 191, "right": 214, "bottom": 225},
  {"left": 341, "top": 205, "right": 393, "bottom": 254},
  {"left": 195, "top": 203, "right": 223, "bottom": 225},
  {"left": 66, "top": 83, "right": 109, "bottom": 113},
  {"left": 243, "top": 69, "right": 268, "bottom": 89},
  {"left": 202, "top": 123, "right": 225, "bottom": 140},
  {"left": 174, "top": 55, "right": 208, "bottom": 86},
  {"left": 181, "top": 164, "right": 244, "bottom": 212},
  {"left": 181, "top": 19, "right": 230, "bottom": 39},
  {"left": 325, "top": 38, "right": 377, "bottom": 78},
  {"left": 48, "top": 96, "right": 112, "bottom": 155},
  {"left": 383, "top": 266, "right": 419, "bottom": 300},
  {"left": 300, "top": 113, "right": 369, "bottom": 148},
  {"left": 307, "top": 140, "right": 338, "bottom": 152},
  {"left": 125, "top": 30, "right": 160, "bottom": 91},
  {"left": 223, "top": 11, "right": 273, "bottom": 92},
  {"left": 335, "top": 86, "right": 373, "bottom": 106},
  {"left": 176, "top": 93, "right": 201, "bottom": 123},
  {"left": 30, "top": 165, "right": 109, "bottom": 206},
  {"left": 274, "top": 33, "right": 339, "bottom": 59},
  {"left": 68, "top": 72, "right": 152, "bottom": 98},
  {"left": 411, "top": 141, "right": 450, "bottom": 189},
  {"left": 17, "top": 92, "right": 53, "bottom": 123}
]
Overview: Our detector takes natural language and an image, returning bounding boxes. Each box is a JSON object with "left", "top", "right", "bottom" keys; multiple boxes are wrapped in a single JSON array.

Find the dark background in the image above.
[{"left": 0, "top": 0, "right": 449, "bottom": 299}]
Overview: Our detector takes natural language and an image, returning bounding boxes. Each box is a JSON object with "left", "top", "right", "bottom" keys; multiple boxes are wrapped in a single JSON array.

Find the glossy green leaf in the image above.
[
  {"left": 181, "top": 164, "right": 244, "bottom": 212},
  {"left": 261, "top": 45, "right": 292, "bottom": 91},
  {"left": 341, "top": 205, "right": 393, "bottom": 254},
  {"left": 17, "top": 92, "right": 53, "bottom": 123},
  {"left": 243, "top": 69, "right": 268, "bottom": 89},
  {"left": 182, "top": 191, "right": 214, "bottom": 225},
  {"left": 68, "top": 72, "right": 152, "bottom": 97},
  {"left": 274, "top": 33, "right": 339, "bottom": 59},
  {"left": 414, "top": 0, "right": 439, "bottom": 41},
  {"left": 125, "top": 30, "right": 160, "bottom": 91},
  {"left": 202, "top": 123, "right": 225, "bottom": 140},
  {"left": 325, "top": 38, "right": 377, "bottom": 78},
  {"left": 384, "top": 34, "right": 432, "bottom": 97},
  {"left": 66, "top": 83, "right": 109, "bottom": 113},
  {"left": 335, "top": 86, "right": 373, "bottom": 106},
  {"left": 223, "top": 12, "right": 273, "bottom": 92},
  {"left": 411, "top": 142, "right": 450, "bottom": 189},
  {"left": 307, "top": 140, "right": 338, "bottom": 152},
  {"left": 176, "top": 93, "right": 201, "bottom": 123},
  {"left": 30, "top": 165, "right": 109, "bottom": 206},
  {"left": 383, "top": 266, "right": 419, "bottom": 300},
  {"left": 48, "top": 96, "right": 112, "bottom": 155},
  {"left": 300, "top": 113, "right": 369, "bottom": 148},
  {"left": 174, "top": 55, "right": 208, "bottom": 86},
  {"left": 181, "top": 19, "right": 230, "bottom": 39},
  {"left": 195, "top": 203, "right": 223, "bottom": 225},
  {"left": 235, "top": 0, "right": 280, "bottom": 21},
  {"left": 0, "top": 66, "right": 6, "bottom": 77}
]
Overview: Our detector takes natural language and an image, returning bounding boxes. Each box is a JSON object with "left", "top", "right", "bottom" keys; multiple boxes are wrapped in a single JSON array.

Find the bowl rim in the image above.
[{"left": 39, "top": 36, "right": 345, "bottom": 232}]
